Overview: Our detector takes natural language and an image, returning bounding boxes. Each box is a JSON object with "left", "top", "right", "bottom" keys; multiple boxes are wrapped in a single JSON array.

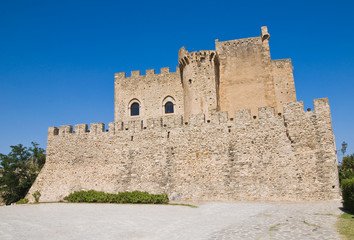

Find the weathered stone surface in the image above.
[{"left": 27, "top": 99, "right": 340, "bottom": 202}]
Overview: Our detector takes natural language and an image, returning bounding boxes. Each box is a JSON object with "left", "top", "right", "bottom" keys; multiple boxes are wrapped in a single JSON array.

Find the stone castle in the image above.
[{"left": 27, "top": 27, "right": 340, "bottom": 202}]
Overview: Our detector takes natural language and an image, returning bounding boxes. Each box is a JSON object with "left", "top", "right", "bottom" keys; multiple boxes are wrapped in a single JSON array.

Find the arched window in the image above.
[
  {"left": 130, "top": 102, "right": 139, "bottom": 116},
  {"left": 165, "top": 101, "right": 174, "bottom": 114},
  {"left": 162, "top": 96, "right": 176, "bottom": 115}
]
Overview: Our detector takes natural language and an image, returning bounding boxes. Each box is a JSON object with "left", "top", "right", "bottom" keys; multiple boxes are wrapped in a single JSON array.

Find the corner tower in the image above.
[{"left": 178, "top": 47, "right": 220, "bottom": 120}]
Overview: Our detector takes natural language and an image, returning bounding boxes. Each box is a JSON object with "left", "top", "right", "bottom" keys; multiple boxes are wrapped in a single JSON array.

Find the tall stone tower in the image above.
[{"left": 178, "top": 47, "right": 220, "bottom": 120}]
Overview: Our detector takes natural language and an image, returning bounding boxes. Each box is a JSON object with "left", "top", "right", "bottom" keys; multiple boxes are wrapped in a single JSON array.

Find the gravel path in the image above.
[{"left": 0, "top": 201, "right": 342, "bottom": 240}]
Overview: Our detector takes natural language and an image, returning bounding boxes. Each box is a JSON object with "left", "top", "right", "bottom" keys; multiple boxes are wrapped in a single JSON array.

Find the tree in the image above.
[
  {"left": 0, "top": 142, "right": 45, "bottom": 205},
  {"left": 338, "top": 154, "right": 354, "bottom": 184}
]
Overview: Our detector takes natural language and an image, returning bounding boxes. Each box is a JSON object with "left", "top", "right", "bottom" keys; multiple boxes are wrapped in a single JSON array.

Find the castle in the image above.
[{"left": 27, "top": 27, "right": 340, "bottom": 202}]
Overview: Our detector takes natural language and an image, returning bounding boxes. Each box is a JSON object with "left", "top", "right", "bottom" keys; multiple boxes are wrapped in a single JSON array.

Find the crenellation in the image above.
[
  {"left": 108, "top": 121, "right": 124, "bottom": 134},
  {"left": 188, "top": 114, "right": 205, "bottom": 126},
  {"left": 147, "top": 117, "right": 162, "bottom": 129},
  {"left": 283, "top": 101, "right": 305, "bottom": 117},
  {"left": 219, "top": 111, "right": 228, "bottom": 123},
  {"left": 59, "top": 125, "right": 73, "bottom": 136},
  {"left": 90, "top": 123, "right": 105, "bottom": 134},
  {"left": 314, "top": 98, "right": 331, "bottom": 119},
  {"left": 48, "top": 127, "right": 59, "bottom": 136},
  {"left": 160, "top": 67, "right": 170, "bottom": 75},
  {"left": 115, "top": 72, "right": 126, "bottom": 79},
  {"left": 162, "top": 115, "right": 183, "bottom": 128},
  {"left": 258, "top": 106, "right": 275, "bottom": 120},
  {"left": 75, "top": 124, "right": 88, "bottom": 135},
  {"left": 131, "top": 70, "right": 141, "bottom": 78},
  {"left": 146, "top": 69, "right": 155, "bottom": 75},
  {"left": 235, "top": 109, "right": 252, "bottom": 125}
]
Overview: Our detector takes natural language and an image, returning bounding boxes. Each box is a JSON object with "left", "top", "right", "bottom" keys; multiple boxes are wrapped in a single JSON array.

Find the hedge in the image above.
[
  {"left": 342, "top": 178, "right": 354, "bottom": 213},
  {"left": 67, "top": 190, "right": 169, "bottom": 204}
]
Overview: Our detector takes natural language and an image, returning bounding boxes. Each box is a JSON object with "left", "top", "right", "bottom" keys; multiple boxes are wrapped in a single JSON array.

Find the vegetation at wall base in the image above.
[
  {"left": 0, "top": 142, "right": 46, "bottom": 205},
  {"left": 336, "top": 212, "right": 354, "bottom": 240},
  {"left": 341, "top": 178, "right": 354, "bottom": 213},
  {"left": 338, "top": 154, "right": 354, "bottom": 213},
  {"left": 32, "top": 190, "right": 41, "bottom": 203},
  {"left": 16, "top": 198, "right": 29, "bottom": 204},
  {"left": 67, "top": 190, "right": 169, "bottom": 204}
]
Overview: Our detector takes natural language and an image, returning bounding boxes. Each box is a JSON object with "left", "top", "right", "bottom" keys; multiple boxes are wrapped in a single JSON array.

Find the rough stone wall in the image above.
[
  {"left": 114, "top": 67, "right": 184, "bottom": 122},
  {"left": 272, "top": 59, "right": 297, "bottom": 113},
  {"left": 216, "top": 27, "right": 295, "bottom": 117},
  {"left": 27, "top": 98, "right": 340, "bottom": 202},
  {"left": 178, "top": 48, "right": 220, "bottom": 120}
]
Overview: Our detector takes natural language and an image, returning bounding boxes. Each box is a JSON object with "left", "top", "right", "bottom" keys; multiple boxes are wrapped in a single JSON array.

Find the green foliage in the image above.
[
  {"left": 32, "top": 190, "right": 41, "bottom": 203},
  {"left": 342, "top": 178, "right": 354, "bottom": 213},
  {"left": 67, "top": 190, "right": 169, "bottom": 204},
  {"left": 339, "top": 154, "right": 354, "bottom": 183},
  {"left": 16, "top": 198, "right": 29, "bottom": 204},
  {"left": 0, "top": 142, "right": 46, "bottom": 205}
]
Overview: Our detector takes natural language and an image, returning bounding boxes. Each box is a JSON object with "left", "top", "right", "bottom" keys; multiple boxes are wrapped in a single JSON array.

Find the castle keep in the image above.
[{"left": 27, "top": 27, "right": 340, "bottom": 202}]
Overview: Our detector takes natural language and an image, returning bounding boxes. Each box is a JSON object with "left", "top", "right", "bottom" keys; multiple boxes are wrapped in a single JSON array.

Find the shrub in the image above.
[
  {"left": 32, "top": 191, "right": 41, "bottom": 203},
  {"left": 67, "top": 190, "right": 169, "bottom": 204},
  {"left": 342, "top": 178, "right": 354, "bottom": 213},
  {"left": 16, "top": 198, "right": 29, "bottom": 204},
  {"left": 0, "top": 142, "right": 46, "bottom": 205},
  {"left": 338, "top": 154, "right": 354, "bottom": 183}
]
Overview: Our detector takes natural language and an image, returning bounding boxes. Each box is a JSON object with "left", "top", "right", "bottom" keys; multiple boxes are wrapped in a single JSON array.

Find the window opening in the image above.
[
  {"left": 165, "top": 101, "right": 174, "bottom": 114},
  {"left": 131, "top": 102, "right": 139, "bottom": 116}
]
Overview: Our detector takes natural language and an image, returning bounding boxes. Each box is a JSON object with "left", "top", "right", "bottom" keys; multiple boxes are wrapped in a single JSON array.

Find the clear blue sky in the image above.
[{"left": 0, "top": 0, "right": 353, "bottom": 159}]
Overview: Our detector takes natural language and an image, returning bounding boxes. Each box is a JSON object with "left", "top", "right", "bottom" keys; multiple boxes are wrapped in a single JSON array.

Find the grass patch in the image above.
[
  {"left": 16, "top": 198, "right": 29, "bottom": 204},
  {"left": 168, "top": 203, "right": 198, "bottom": 208},
  {"left": 313, "top": 213, "right": 336, "bottom": 217},
  {"left": 303, "top": 220, "right": 320, "bottom": 231},
  {"left": 268, "top": 223, "right": 280, "bottom": 232},
  {"left": 336, "top": 212, "right": 354, "bottom": 240}
]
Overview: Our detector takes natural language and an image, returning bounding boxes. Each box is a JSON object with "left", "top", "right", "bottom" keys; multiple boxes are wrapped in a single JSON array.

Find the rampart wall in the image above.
[{"left": 27, "top": 98, "right": 340, "bottom": 202}]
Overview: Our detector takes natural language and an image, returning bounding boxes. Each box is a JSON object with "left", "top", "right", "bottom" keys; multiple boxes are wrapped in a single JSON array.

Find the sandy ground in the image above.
[{"left": 0, "top": 201, "right": 342, "bottom": 240}]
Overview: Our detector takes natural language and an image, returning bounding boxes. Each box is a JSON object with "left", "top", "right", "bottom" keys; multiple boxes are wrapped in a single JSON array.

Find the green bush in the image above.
[
  {"left": 32, "top": 191, "right": 41, "bottom": 203},
  {"left": 342, "top": 178, "right": 354, "bottom": 213},
  {"left": 67, "top": 190, "right": 169, "bottom": 204},
  {"left": 16, "top": 198, "right": 29, "bottom": 204}
]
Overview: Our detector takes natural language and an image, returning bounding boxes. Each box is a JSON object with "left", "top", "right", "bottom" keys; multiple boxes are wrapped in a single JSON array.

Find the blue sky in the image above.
[{"left": 0, "top": 0, "right": 353, "bottom": 159}]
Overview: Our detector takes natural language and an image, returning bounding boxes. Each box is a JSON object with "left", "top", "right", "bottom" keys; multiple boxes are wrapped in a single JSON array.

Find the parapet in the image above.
[
  {"left": 114, "top": 66, "right": 180, "bottom": 81},
  {"left": 47, "top": 99, "right": 331, "bottom": 138},
  {"left": 215, "top": 27, "right": 269, "bottom": 53},
  {"left": 283, "top": 98, "right": 331, "bottom": 121},
  {"left": 178, "top": 47, "right": 218, "bottom": 67}
]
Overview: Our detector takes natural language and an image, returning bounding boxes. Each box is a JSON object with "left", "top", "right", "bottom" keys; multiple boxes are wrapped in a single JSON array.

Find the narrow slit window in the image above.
[
  {"left": 165, "top": 101, "right": 174, "bottom": 114},
  {"left": 131, "top": 102, "right": 139, "bottom": 116}
]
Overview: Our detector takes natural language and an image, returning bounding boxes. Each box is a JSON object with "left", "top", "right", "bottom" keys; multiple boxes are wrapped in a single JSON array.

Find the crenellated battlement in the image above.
[
  {"left": 114, "top": 66, "right": 180, "bottom": 81},
  {"left": 178, "top": 47, "right": 218, "bottom": 67},
  {"left": 38, "top": 97, "right": 339, "bottom": 203},
  {"left": 49, "top": 99, "right": 331, "bottom": 138}
]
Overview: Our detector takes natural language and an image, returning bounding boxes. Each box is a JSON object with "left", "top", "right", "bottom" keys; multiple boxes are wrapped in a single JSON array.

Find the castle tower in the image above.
[{"left": 178, "top": 47, "right": 220, "bottom": 120}]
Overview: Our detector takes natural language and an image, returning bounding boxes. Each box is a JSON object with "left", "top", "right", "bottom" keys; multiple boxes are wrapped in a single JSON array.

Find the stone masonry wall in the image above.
[
  {"left": 272, "top": 59, "right": 297, "bottom": 113},
  {"left": 27, "top": 98, "right": 340, "bottom": 202},
  {"left": 114, "top": 67, "right": 184, "bottom": 122}
]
